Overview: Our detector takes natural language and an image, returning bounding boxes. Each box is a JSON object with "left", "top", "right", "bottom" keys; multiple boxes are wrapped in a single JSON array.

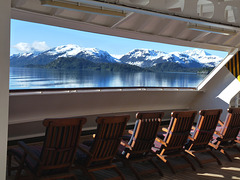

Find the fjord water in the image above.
[{"left": 9, "top": 67, "right": 206, "bottom": 89}]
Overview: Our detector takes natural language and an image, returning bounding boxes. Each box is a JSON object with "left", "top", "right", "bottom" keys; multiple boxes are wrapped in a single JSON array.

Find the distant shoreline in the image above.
[{"left": 9, "top": 66, "right": 209, "bottom": 75}]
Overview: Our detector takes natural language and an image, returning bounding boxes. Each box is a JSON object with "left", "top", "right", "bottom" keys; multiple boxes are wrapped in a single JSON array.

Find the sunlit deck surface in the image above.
[{"left": 7, "top": 135, "right": 240, "bottom": 180}]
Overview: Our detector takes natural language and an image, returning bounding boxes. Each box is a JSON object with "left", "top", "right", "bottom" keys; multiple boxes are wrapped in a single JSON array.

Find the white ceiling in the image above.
[{"left": 11, "top": 0, "right": 240, "bottom": 53}]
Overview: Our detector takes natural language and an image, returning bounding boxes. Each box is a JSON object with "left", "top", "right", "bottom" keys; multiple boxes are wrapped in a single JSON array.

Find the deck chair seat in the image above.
[
  {"left": 81, "top": 140, "right": 94, "bottom": 147},
  {"left": 153, "top": 140, "right": 182, "bottom": 155},
  {"left": 211, "top": 136, "right": 235, "bottom": 145},
  {"left": 75, "top": 144, "right": 90, "bottom": 164},
  {"left": 153, "top": 111, "right": 197, "bottom": 174},
  {"left": 215, "top": 125, "right": 222, "bottom": 132},
  {"left": 8, "top": 144, "right": 42, "bottom": 172},
  {"left": 76, "top": 144, "right": 114, "bottom": 167},
  {"left": 122, "top": 134, "right": 132, "bottom": 141},
  {"left": 156, "top": 131, "right": 165, "bottom": 140},
  {"left": 209, "top": 108, "right": 240, "bottom": 161},
  {"left": 185, "top": 109, "right": 223, "bottom": 167},
  {"left": 117, "top": 120, "right": 141, "bottom": 158},
  {"left": 7, "top": 117, "right": 87, "bottom": 179},
  {"left": 209, "top": 125, "right": 222, "bottom": 143},
  {"left": 118, "top": 121, "right": 157, "bottom": 158},
  {"left": 117, "top": 112, "right": 164, "bottom": 179},
  {"left": 158, "top": 129, "right": 195, "bottom": 138}
]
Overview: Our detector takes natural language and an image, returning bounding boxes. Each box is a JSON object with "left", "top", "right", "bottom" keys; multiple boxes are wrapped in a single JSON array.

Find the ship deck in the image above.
[{"left": 7, "top": 134, "right": 240, "bottom": 180}]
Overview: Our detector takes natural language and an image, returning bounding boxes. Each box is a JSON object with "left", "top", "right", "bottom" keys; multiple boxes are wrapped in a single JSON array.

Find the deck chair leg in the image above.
[
  {"left": 14, "top": 162, "right": 24, "bottom": 180},
  {"left": 234, "top": 145, "right": 240, "bottom": 152},
  {"left": 165, "top": 159, "right": 176, "bottom": 174},
  {"left": 87, "top": 172, "right": 96, "bottom": 180},
  {"left": 81, "top": 168, "right": 96, "bottom": 180},
  {"left": 113, "top": 166, "right": 126, "bottom": 180},
  {"left": 71, "top": 174, "right": 78, "bottom": 180},
  {"left": 7, "top": 152, "right": 12, "bottom": 176},
  {"left": 149, "top": 159, "right": 163, "bottom": 176},
  {"left": 185, "top": 150, "right": 203, "bottom": 168},
  {"left": 61, "top": 173, "right": 78, "bottom": 180},
  {"left": 14, "top": 150, "right": 29, "bottom": 180},
  {"left": 123, "top": 161, "right": 142, "bottom": 180},
  {"left": 15, "top": 169, "right": 22, "bottom": 180},
  {"left": 220, "top": 149, "right": 233, "bottom": 162},
  {"left": 41, "top": 173, "right": 77, "bottom": 180},
  {"left": 156, "top": 154, "right": 175, "bottom": 174},
  {"left": 182, "top": 155, "right": 196, "bottom": 171},
  {"left": 207, "top": 150, "right": 222, "bottom": 165}
]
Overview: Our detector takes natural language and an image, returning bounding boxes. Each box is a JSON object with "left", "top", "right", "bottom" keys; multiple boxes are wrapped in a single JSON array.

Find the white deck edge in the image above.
[{"left": 9, "top": 87, "right": 199, "bottom": 96}]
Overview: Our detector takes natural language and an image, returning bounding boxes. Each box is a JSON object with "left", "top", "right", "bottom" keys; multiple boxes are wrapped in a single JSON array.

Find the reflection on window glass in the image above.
[{"left": 10, "top": 19, "right": 228, "bottom": 90}]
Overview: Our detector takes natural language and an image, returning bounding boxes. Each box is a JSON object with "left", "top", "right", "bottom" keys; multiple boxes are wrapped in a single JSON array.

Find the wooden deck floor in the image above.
[
  {"left": 72, "top": 148, "right": 240, "bottom": 180},
  {"left": 7, "top": 144, "right": 240, "bottom": 180}
]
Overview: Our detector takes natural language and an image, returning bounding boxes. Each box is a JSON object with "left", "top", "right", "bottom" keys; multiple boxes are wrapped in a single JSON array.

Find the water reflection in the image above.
[{"left": 9, "top": 67, "right": 206, "bottom": 89}]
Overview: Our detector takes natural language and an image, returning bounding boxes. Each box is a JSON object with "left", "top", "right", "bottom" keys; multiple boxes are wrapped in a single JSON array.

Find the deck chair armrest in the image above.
[
  {"left": 155, "top": 137, "right": 167, "bottom": 147},
  {"left": 208, "top": 142, "right": 217, "bottom": 149},
  {"left": 78, "top": 144, "right": 92, "bottom": 156},
  {"left": 214, "top": 130, "right": 221, "bottom": 136},
  {"left": 214, "top": 130, "right": 223, "bottom": 139},
  {"left": 18, "top": 141, "right": 40, "bottom": 162},
  {"left": 128, "top": 130, "right": 133, "bottom": 135},
  {"left": 161, "top": 127, "right": 168, "bottom": 133},
  {"left": 120, "top": 140, "right": 132, "bottom": 150},
  {"left": 218, "top": 120, "right": 224, "bottom": 126},
  {"left": 235, "top": 139, "right": 240, "bottom": 144},
  {"left": 188, "top": 136, "right": 194, "bottom": 141}
]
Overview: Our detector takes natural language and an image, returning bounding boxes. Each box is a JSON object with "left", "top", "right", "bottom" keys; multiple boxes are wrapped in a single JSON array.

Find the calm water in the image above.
[{"left": 9, "top": 67, "right": 206, "bottom": 89}]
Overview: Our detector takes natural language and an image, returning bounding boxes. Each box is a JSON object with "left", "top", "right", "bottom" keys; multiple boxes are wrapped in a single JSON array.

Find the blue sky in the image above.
[{"left": 11, "top": 19, "right": 228, "bottom": 58}]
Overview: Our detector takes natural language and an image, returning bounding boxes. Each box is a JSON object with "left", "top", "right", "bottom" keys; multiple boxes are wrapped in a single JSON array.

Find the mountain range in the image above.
[{"left": 10, "top": 44, "right": 223, "bottom": 73}]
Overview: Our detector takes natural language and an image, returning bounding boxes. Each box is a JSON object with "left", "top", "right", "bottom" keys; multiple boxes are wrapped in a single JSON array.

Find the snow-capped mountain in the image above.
[
  {"left": 182, "top": 49, "right": 222, "bottom": 67},
  {"left": 46, "top": 44, "right": 118, "bottom": 63},
  {"left": 10, "top": 45, "right": 223, "bottom": 69},
  {"left": 120, "top": 49, "right": 168, "bottom": 67},
  {"left": 120, "top": 49, "right": 222, "bottom": 68},
  {"left": 10, "top": 44, "right": 118, "bottom": 67}
]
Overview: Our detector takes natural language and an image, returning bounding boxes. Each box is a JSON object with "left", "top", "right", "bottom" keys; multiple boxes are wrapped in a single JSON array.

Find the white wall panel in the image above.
[
  {"left": 192, "top": 67, "right": 240, "bottom": 120},
  {"left": 0, "top": 0, "right": 10, "bottom": 178},
  {"left": 9, "top": 89, "right": 199, "bottom": 139}
]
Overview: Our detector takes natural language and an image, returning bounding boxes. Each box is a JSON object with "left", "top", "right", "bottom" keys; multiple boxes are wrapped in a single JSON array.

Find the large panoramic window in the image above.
[{"left": 10, "top": 19, "right": 228, "bottom": 90}]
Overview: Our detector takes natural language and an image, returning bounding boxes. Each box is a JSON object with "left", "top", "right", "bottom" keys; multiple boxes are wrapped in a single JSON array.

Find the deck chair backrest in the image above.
[
  {"left": 88, "top": 115, "right": 129, "bottom": 165},
  {"left": 127, "top": 112, "right": 164, "bottom": 158},
  {"left": 163, "top": 111, "right": 197, "bottom": 153},
  {"left": 221, "top": 108, "right": 240, "bottom": 141},
  {"left": 191, "top": 109, "right": 222, "bottom": 148},
  {"left": 38, "top": 117, "right": 86, "bottom": 175}
]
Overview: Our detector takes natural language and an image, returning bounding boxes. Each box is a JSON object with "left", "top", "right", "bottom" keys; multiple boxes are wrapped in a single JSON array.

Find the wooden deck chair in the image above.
[
  {"left": 153, "top": 111, "right": 197, "bottom": 174},
  {"left": 185, "top": 109, "right": 222, "bottom": 167},
  {"left": 74, "top": 115, "right": 129, "bottom": 180},
  {"left": 209, "top": 108, "right": 240, "bottom": 161},
  {"left": 7, "top": 117, "right": 87, "bottom": 180},
  {"left": 117, "top": 112, "right": 164, "bottom": 179}
]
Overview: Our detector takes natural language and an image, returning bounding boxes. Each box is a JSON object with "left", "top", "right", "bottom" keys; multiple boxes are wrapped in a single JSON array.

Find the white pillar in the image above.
[
  {"left": 193, "top": 67, "right": 240, "bottom": 120},
  {"left": 0, "top": 0, "right": 10, "bottom": 179}
]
